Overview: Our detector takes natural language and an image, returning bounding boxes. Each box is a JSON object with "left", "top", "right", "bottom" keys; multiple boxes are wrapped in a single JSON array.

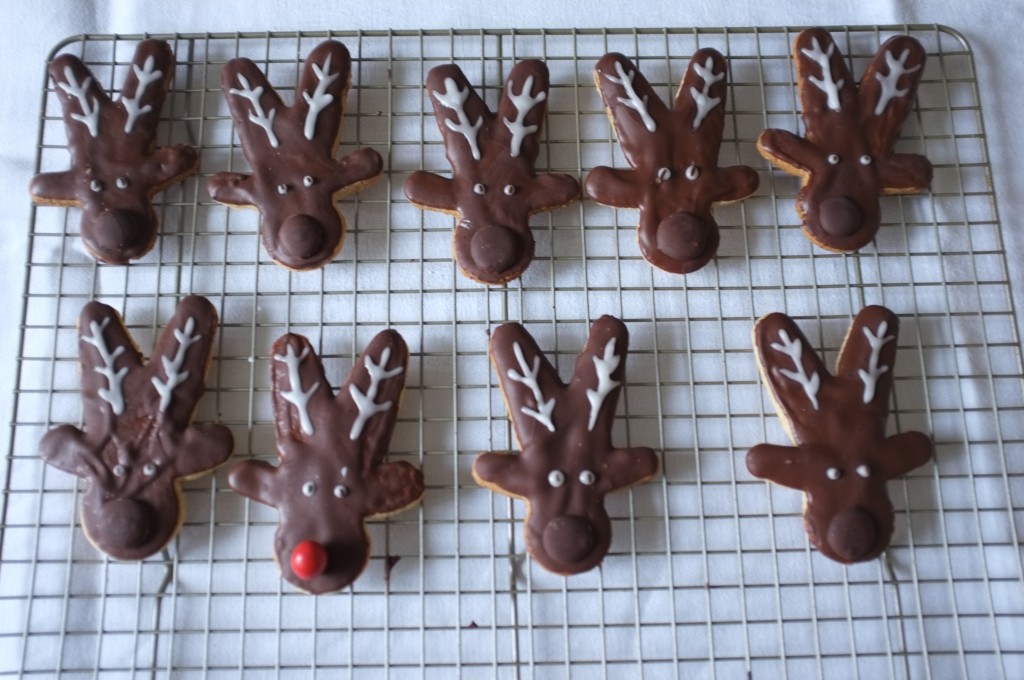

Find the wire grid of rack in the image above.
[{"left": 1, "top": 24, "right": 1022, "bottom": 679}]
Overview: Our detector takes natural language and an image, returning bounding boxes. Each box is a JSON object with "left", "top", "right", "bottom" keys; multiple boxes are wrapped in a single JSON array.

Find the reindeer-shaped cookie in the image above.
[
  {"left": 473, "top": 316, "right": 658, "bottom": 575},
  {"left": 758, "top": 28, "right": 932, "bottom": 252},
  {"left": 404, "top": 60, "right": 580, "bottom": 285},
  {"left": 38, "top": 296, "right": 233, "bottom": 560},
  {"left": 208, "top": 40, "right": 383, "bottom": 271},
  {"left": 228, "top": 330, "right": 424, "bottom": 594},
  {"left": 586, "top": 50, "right": 759, "bottom": 274},
  {"left": 29, "top": 40, "right": 198, "bottom": 264},
  {"left": 747, "top": 306, "right": 933, "bottom": 564}
]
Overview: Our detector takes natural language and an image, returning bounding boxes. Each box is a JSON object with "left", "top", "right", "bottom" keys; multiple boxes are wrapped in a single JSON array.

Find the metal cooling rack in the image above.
[{"left": 2, "top": 25, "right": 1022, "bottom": 679}]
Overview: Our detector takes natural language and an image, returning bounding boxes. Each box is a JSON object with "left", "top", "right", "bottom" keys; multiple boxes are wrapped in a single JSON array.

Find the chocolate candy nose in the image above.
[
  {"left": 94, "top": 209, "right": 143, "bottom": 252},
  {"left": 542, "top": 515, "right": 595, "bottom": 566},
  {"left": 290, "top": 540, "right": 329, "bottom": 580},
  {"left": 656, "top": 213, "right": 707, "bottom": 261},
  {"left": 827, "top": 507, "right": 878, "bottom": 563},
  {"left": 470, "top": 225, "right": 519, "bottom": 276},
  {"left": 818, "top": 196, "right": 862, "bottom": 237},
  {"left": 279, "top": 214, "right": 326, "bottom": 260},
  {"left": 103, "top": 498, "right": 156, "bottom": 549}
]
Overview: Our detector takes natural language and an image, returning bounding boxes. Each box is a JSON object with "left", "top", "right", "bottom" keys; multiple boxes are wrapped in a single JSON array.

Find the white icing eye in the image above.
[
  {"left": 684, "top": 164, "right": 700, "bottom": 181},
  {"left": 303, "top": 175, "right": 315, "bottom": 187},
  {"left": 302, "top": 481, "right": 317, "bottom": 497},
  {"left": 656, "top": 167, "right": 672, "bottom": 182},
  {"left": 503, "top": 184, "right": 516, "bottom": 196},
  {"left": 547, "top": 470, "right": 565, "bottom": 488},
  {"left": 827, "top": 154, "right": 840, "bottom": 165},
  {"left": 578, "top": 470, "right": 596, "bottom": 486},
  {"left": 826, "top": 467, "right": 842, "bottom": 480},
  {"left": 112, "top": 464, "right": 126, "bottom": 477},
  {"left": 473, "top": 183, "right": 487, "bottom": 195},
  {"left": 115, "top": 176, "right": 130, "bottom": 189},
  {"left": 90, "top": 180, "right": 104, "bottom": 192},
  {"left": 341, "top": 466, "right": 349, "bottom": 478},
  {"left": 277, "top": 184, "right": 289, "bottom": 195},
  {"left": 856, "top": 464, "right": 871, "bottom": 478},
  {"left": 859, "top": 154, "right": 872, "bottom": 166},
  {"left": 142, "top": 463, "right": 157, "bottom": 477},
  {"left": 333, "top": 484, "right": 349, "bottom": 498}
]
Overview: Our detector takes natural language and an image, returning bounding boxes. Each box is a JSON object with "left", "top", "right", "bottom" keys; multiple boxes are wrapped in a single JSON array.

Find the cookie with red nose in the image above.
[
  {"left": 228, "top": 330, "right": 424, "bottom": 593},
  {"left": 746, "top": 306, "right": 933, "bottom": 564}
]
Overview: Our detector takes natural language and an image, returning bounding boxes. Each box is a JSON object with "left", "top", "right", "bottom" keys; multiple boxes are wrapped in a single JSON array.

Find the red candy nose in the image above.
[{"left": 291, "top": 540, "right": 328, "bottom": 580}]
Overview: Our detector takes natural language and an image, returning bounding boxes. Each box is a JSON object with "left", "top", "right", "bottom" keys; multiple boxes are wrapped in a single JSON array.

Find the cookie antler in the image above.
[
  {"left": 404, "top": 60, "right": 580, "bottom": 285},
  {"left": 208, "top": 40, "right": 383, "bottom": 271},
  {"left": 29, "top": 40, "right": 198, "bottom": 264},
  {"left": 585, "top": 50, "right": 759, "bottom": 274},
  {"left": 473, "top": 316, "right": 658, "bottom": 575},
  {"left": 38, "top": 296, "right": 233, "bottom": 561},
  {"left": 747, "top": 306, "right": 933, "bottom": 564},
  {"left": 228, "top": 330, "right": 424, "bottom": 594},
  {"left": 757, "top": 28, "right": 931, "bottom": 252}
]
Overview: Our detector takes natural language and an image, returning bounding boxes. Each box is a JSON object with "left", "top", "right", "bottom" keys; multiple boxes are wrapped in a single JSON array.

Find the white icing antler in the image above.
[
  {"left": 121, "top": 55, "right": 163, "bottom": 134},
  {"left": 433, "top": 77, "right": 483, "bottom": 161},
  {"left": 507, "top": 342, "right": 556, "bottom": 433},
  {"left": 605, "top": 61, "right": 656, "bottom": 132},
  {"left": 586, "top": 338, "right": 621, "bottom": 432},
  {"left": 689, "top": 56, "right": 724, "bottom": 129},
  {"left": 302, "top": 52, "right": 339, "bottom": 141},
  {"left": 770, "top": 329, "right": 820, "bottom": 410},
  {"left": 857, "top": 321, "right": 894, "bottom": 403},
  {"left": 57, "top": 66, "right": 100, "bottom": 138},
  {"left": 348, "top": 347, "right": 404, "bottom": 440},
  {"left": 229, "top": 74, "right": 279, "bottom": 148},
  {"left": 873, "top": 48, "right": 921, "bottom": 116},
  {"left": 150, "top": 316, "right": 201, "bottom": 413},
  {"left": 800, "top": 37, "right": 845, "bottom": 113},
  {"left": 82, "top": 317, "right": 128, "bottom": 416},
  {"left": 274, "top": 344, "right": 320, "bottom": 436},
  {"left": 503, "top": 74, "right": 546, "bottom": 158}
]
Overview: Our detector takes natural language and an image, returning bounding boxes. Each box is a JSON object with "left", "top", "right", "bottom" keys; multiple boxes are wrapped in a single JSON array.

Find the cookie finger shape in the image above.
[
  {"left": 757, "top": 28, "right": 932, "bottom": 252},
  {"left": 229, "top": 330, "right": 424, "bottom": 594},
  {"left": 29, "top": 40, "right": 199, "bottom": 264},
  {"left": 38, "top": 296, "right": 234, "bottom": 560},
  {"left": 585, "top": 50, "right": 759, "bottom": 274},
  {"left": 404, "top": 60, "right": 580, "bottom": 285},
  {"left": 208, "top": 40, "right": 383, "bottom": 271},
  {"left": 747, "top": 306, "right": 933, "bottom": 564},
  {"left": 473, "top": 316, "right": 658, "bottom": 575}
]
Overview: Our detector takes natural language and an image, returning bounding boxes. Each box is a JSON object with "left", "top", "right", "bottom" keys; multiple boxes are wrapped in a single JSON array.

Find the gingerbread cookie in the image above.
[
  {"left": 473, "top": 316, "right": 658, "bottom": 575},
  {"left": 586, "top": 50, "right": 759, "bottom": 274},
  {"left": 229, "top": 330, "right": 424, "bottom": 594},
  {"left": 404, "top": 60, "right": 580, "bottom": 285},
  {"left": 208, "top": 40, "right": 383, "bottom": 271},
  {"left": 29, "top": 39, "right": 198, "bottom": 264},
  {"left": 758, "top": 28, "right": 931, "bottom": 252},
  {"left": 38, "top": 296, "right": 233, "bottom": 560},
  {"left": 747, "top": 306, "right": 933, "bottom": 564}
]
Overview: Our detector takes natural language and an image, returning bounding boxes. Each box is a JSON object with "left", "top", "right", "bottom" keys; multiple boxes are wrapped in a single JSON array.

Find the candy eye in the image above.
[
  {"left": 303, "top": 175, "right": 315, "bottom": 187},
  {"left": 277, "top": 184, "right": 289, "bottom": 195},
  {"left": 115, "top": 176, "right": 130, "bottom": 189},
  {"left": 547, "top": 470, "right": 565, "bottom": 488},
  {"left": 656, "top": 167, "right": 672, "bottom": 182},
  {"left": 333, "top": 484, "right": 349, "bottom": 498},
  {"left": 578, "top": 470, "right": 596, "bottom": 486},
  {"left": 826, "top": 467, "right": 842, "bottom": 480},
  {"left": 684, "top": 164, "right": 700, "bottom": 181},
  {"left": 89, "top": 179, "right": 104, "bottom": 193},
  {"left": 473, "top": 183, "right": 487, "bottom": 195},
  {"left": 503, "top": 184, "right": 516, "bottom": 196},
  {"left": 112, "top": 464, "right": 127, "bottom": 477},
  {"left": 827, "top": 154, "right": 840, "bottom": 165},
  {"left": 302, "top": 481, "right": 317, "bottom": 497},
  {"left": 856, "top": 464, "right": 871, "bottom": 478},
  {"left": 859, "top": 154, "right": 872, "bottom": 166},
  {"left": 142, "top": 463, "right": 157, "bottom": 477}
]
